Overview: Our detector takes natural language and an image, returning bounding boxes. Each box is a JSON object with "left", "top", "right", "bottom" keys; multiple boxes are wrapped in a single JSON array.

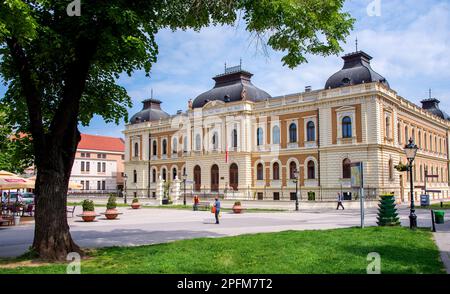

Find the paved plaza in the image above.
[{"left": 1, "top": 205, "right": 448, "bottom": 273}]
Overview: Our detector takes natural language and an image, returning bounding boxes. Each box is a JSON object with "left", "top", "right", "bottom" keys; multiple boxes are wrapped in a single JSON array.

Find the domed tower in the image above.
[
  {"left": 421, "top": 92, "right": 450, "bottom": 121},
  {"left": 192, "top": 64, "right": 271, "bottom": 108},
  {"left": 325, "top": 51, "right": 389, "bottom": 89},
  {"left": 129, "top": 98, "right": 170, "bottom": 124}
]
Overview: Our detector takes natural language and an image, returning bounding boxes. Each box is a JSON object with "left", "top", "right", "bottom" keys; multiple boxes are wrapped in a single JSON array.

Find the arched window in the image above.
[
  {"left": 420, "top": 165, "right": 423, "bottom": 182},
  {"left": 397, "top": 123, "right": 401, "bottom": 143},
  {"left": 405, "top": 126, "right": 409, "bottom": 142},
  {"left": 307, "top": 121, "right": 315, "bottom": 141},
  {"left": 134, "top": 142, "right": 139, "bottom": 157},
  {"left": 194, "top": 165, "right": 201, "bottom": 191},
  {"left": 389, "top": 159, "right": 393, "bottom": 180},
  {"left": 257, "top": 163, "right": 264, "bottom": 180},
  {"left": 435, "top": 136, "right": 437, "bottom": 152},
  {"left": 172, "top": 138, "right": 177, "bottom": 154},
  {"left": 162, "top": 168, "right": 167, "bottom": 181},
  {"left": 212, "top": 132, "right": 218, "bottom": 150},
  {"left": 289, "top": 123, "right": 297, "bottom": 143},
  {"left": 385, "top": 116, "right": 391, "bottom": 138},
  {"left": 272, "top": 126, "right": 280, "bottom": 144},
  {"left": 211, "top": 164, "right": 219, "bottom": 192},
  {"left": 272, "top": 162, "right": 280, "bottom": 180},
  {"left": 307, "top": 161, "right": 315, "bottom": 179},
  {"left": 257, "top": 128, "right": 263, "bottom": 146},
  {"left": 342, "top": 116, "right": 352, "bottom": 138},
  {"left": 232, "top": 129, "right": 238, "bottom": 148},
  {"left": 152, "top": 140, "right": 157, "bottom": 156},
  {"left": 172, "top": 167, "right": 177, "bottom": 180},
  {"left": 289, "top": 161, "right": 297, "bottom": 179},
  {"left": 183, "top": 136, "right": 187, "bottom": 152},
  {"left": 342, "top": 158, "right": 351, "bottom": 179},
  {"left": 195, "top": 134, "right": 201, "bottom": 151},
  {"left": 152, "top": 169, "right": 156, "bottom": 183},
  {"left": 229, "top": 163, "right": 239, "bottom": 190},
  {"left": 418, "top": 131, "right": 421, "bottom": 148},
  {"left": 411, "top": 128, "right": 415, "bottom": 141},
  {"left": 424, "top": 132, "right": 428, "bottom": 150},
  {"left": 133, "top": 170, "right": 137, "bottom": 183},
  {"left": 430, "top": 134, "right": 433, "bottom": 151},
  {"left": 162, "top": 139, "right": 167, "bottom": 155}
]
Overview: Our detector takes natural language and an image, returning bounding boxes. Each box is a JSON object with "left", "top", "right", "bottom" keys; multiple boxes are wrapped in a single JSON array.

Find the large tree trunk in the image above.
[{"left": 32, "top": 125, "right": 82, "bottom": 261}]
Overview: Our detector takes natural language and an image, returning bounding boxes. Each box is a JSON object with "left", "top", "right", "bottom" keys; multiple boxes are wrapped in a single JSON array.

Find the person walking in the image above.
[
  {"left": 213, "top": 196, "right": 221, "bottom": 224},
  {"left": 336, "top": 192, "right": 345, "bottom": 210},
  {"left": 193, "top": 195, "right": 199, "bottom": 211}
]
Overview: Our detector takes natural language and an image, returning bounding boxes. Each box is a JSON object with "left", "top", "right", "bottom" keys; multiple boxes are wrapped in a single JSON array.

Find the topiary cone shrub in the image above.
[{"left": 376, "top": 194, "right": 400, "bottom": 226}]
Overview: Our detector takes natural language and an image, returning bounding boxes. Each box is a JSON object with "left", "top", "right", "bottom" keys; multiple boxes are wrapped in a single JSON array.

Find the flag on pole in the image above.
[{"left": 225, "top": 144, "right": 229, "bottom": 163}]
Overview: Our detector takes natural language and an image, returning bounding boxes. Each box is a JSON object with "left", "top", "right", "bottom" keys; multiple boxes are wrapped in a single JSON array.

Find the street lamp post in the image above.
[
  {"left": 404, "top": 138, "right": 418, "bottom": 229},
  {"left": 123, "top": 174, "right": 128, "bottom": 204},
  {"left": 294, "top": 169, "right": 300, "bottom": 211},
  {"left": 182, "top": 171, "right": 187, "bottom": 206}
]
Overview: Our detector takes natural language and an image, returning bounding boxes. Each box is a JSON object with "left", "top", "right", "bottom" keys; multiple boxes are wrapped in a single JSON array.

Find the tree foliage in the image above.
[{"left": 0, "top": 103, "right": 33, "bottom": 173}]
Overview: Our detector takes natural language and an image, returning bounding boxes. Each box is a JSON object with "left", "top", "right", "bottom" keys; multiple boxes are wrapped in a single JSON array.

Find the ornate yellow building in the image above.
[{"left": 124, "top": 51, "right": 450, "bottom": 203}]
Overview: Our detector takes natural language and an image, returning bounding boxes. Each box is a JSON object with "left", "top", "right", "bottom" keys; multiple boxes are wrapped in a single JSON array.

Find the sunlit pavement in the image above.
[{"left": 0, "top": 207, "right": 447, "bottom": 263}]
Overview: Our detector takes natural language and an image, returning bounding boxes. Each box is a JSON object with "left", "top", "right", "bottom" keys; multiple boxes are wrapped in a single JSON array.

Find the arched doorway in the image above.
[
  {"left": 194, "top": 165, "right": 201, "bottom": 191},
  {"left": 211, "top": 164, "right": 219, "bottom": 192},
  {"left": 229, "top": 163, "right": 238, "bottom": 191}
]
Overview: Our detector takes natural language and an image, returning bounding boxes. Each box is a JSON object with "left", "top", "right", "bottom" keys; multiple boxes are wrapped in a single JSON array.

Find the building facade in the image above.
[
  {"left": 70, "top": 134, "right": 125, "bottom": 193},
  {"left": 124, "top": 51, "right": 450, "bottom": 202}
]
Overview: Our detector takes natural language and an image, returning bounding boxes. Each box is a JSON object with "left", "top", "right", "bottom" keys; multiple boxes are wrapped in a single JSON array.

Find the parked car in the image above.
[{"left": 1, "top": 192, "right": 34, "bottom": 205}]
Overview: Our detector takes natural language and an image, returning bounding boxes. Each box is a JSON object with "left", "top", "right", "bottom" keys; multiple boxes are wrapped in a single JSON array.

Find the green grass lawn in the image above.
[
  {"left": 416, "top": 201, "right": 450, "bottom": 210},
  {"left": 66, "top": 202, "right": 286, "bottom": 213},
  {"left": 0, "top": 227, "right": 444, "bottom": 274}
]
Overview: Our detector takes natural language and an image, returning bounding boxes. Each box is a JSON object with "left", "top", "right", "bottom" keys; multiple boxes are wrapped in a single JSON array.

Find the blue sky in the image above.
[{"left": 3, "top": 0, "right": 450, "bottom": 138}]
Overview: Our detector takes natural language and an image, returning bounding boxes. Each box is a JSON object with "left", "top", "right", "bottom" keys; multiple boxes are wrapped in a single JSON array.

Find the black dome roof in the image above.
[
  {"left": 421, "top": 98, "right": 450, "bottom": 121},
  {"left": 325, "top": 51, "right": 389, "bottom": 89},
  {"left": 192, "top": 66, "right": 271, "bottom": 108},
  {"left": 129, "top": 98, "right": 170, "bottom": 124}
]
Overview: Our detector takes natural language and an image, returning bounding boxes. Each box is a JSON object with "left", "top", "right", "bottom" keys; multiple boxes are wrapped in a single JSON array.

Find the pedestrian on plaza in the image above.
[
  {"left": 336, "top": 192, "right": 345, "bottom": 210},
  {"left": 213, "top": 196, "right": 221, "bottom": 224},
  {"left": 193, "top": 195, "right": 199, "bottom": 211}
]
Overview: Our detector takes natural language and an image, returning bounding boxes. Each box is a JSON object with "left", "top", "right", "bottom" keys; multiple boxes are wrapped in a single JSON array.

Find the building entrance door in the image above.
[{"left": 211, "top": 164, "right": 219, "bottom": 192}]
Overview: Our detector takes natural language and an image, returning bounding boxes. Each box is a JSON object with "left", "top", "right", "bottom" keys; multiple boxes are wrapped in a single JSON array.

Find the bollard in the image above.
[
  {"left": 441, "top": 201, "right": 443, "bottom": 208},
  {"left": 431, "top": 210, "right": 436, "bottom": 232}
]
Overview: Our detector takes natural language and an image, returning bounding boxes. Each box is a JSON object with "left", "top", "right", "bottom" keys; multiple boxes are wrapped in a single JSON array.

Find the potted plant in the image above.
[
  {"left": 131, "top": 197, "right": 141, "bottom": 209},
  {"left": 104, "top": 195, "right": 119, "bottom": 220},
  {"left": 80, "top": 199, "right": 97, "bottom": 222},
  {"left": 232, "top": 201, "right": 242, "bottom": 213},
  {"left": 394, "top": 162, "right": 408, "bottom": 172},
  {"left": 308, "top": 191, "right": 315, "bottom": 201},
  {"left": 13, "top": 201, "right": 24, "bottom": 225}
]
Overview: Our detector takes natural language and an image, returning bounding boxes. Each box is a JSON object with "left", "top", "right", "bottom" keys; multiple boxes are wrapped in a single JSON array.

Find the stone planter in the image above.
[
  {"left": 232, "top": 205, "right": 242, "bottom": 214},
  {"left": 131, "top": 203, "right": 141, "bottom": 209},
  {"left": 104, "top": 208, "right": 119, "bottom": 220},
  {"left": 14, "top": 215, "right": 21, "bottom": 226},
  {"left": 80, "top": 211, "right": 97, "bottom": 222}
]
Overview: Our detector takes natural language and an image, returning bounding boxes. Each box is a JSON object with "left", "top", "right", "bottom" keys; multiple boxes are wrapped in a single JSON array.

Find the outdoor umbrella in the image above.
[{"left": 27, "top": 175, "right": 83, "bottom": 190}]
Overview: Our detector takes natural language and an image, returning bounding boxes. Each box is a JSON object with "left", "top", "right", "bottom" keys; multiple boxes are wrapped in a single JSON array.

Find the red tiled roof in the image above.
[{"left": 78, "top": 134, "right": 125, "bottom": 152}]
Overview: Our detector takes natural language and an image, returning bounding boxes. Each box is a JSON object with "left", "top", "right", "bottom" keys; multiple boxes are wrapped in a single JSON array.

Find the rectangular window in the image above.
[
  {"left": 85, "top": 181, "right": 89, "bottom": 190},
  {"left": 97, "top": 154, "right": 102, "bottom": 159},
  {"left": 81, "top": 161, "right": 85, "bottom": 172},
  {"left": 86, "top": 153, "right": 90, "bottom": 158},
  {"left": 102, "top": 162, "right": 106, "bottom": 172},
  {"left": 97, "top": 162, "right": 101, "bottom": 172},
  {"left": 81, "top": 180, "right": 84, "bottom": 189},
  {"left": 257, "top": 192, "right": 264, "bottom": 200},
  {"left": 97, "top": 181, "right": 101, "bottom": 190},
  {"left": 81, "top": 153, "right": 85, "bottom": 158},
  {"left": 273, "top": 192, "right": 280, "bottom": 200},
  {"left": 103, "top": 154, "right": 106, "bottom": 159},
  {"left": 121, "top": 155, "right": 125, "bottom": 160},
  {"left": 102, "top": 181, "right": 106, "bottom": 190},
  {"left": 86, "top": 162, "right": 90, "bottom": 172},
  {"left": 290, "top": 192, "right": 297, "bottom": 200}
]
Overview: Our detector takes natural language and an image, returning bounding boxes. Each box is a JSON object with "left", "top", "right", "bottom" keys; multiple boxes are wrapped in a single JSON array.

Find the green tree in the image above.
[
  {"left": 0, "top": 0, "right": 353, "bottom": 260},
  {"left": 377, "top": 194, "right": 400, "bottom": 226},
  {"left": 0, "top": 103, "right": 34, "bottom": 173}
]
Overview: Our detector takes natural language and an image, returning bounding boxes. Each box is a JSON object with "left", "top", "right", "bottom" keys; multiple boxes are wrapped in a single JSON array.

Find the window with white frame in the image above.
[{"left": 272, "top": 125, "right": 280, "bottom": 144}]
